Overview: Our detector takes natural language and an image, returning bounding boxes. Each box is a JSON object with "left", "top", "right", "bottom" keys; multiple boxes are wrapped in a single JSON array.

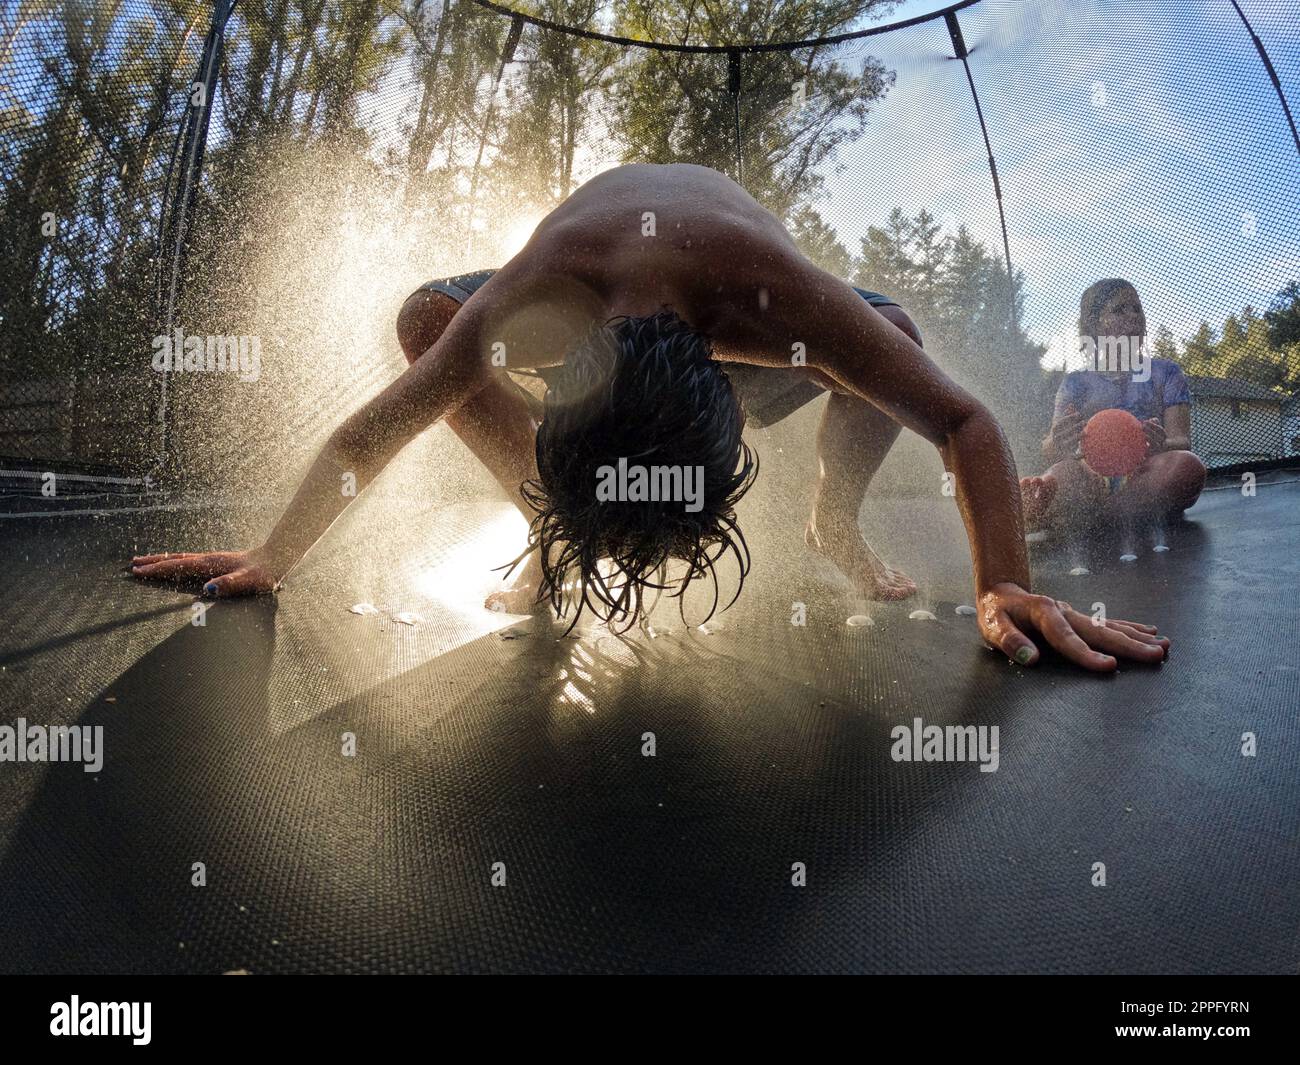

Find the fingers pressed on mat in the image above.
[
  {"left": 1108, "top": 621, "right": 1170, "bottom": 649},
  {"left": 1065, "top": 611, "right": 1166, "bottom": 662},
  {"left": 132, "top": 552, "right": 195, "bottom": 565},
  {"left": 202, "top": 573, "right": 250, "bottom": 597},
  {"left": 132, "top": 558, "right": 211, "bottom": 580},
  {"left": 1110, "top": 618, "right": 1159, "bottom": 634},
  {"left": 987, "top": 612, "right": 1038, "bottom": 666},
  {"left": 1033, "top": 600, "right": 1114, "bottom": 671}
]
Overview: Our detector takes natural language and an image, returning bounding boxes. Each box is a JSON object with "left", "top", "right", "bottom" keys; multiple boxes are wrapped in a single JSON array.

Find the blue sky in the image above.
[{"left": 817, "top": 0, "right": 1300, "bottom": 358}]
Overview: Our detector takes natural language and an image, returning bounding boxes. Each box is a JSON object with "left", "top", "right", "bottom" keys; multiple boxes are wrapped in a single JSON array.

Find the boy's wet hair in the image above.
[{"left": 515, "top": 310, "right": 757, "bottom": 631}]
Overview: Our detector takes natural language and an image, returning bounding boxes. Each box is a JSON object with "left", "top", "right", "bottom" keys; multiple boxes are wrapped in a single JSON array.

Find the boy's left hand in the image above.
[{"left": 978, "top": 582, "right": 1170, "bottom": 673}]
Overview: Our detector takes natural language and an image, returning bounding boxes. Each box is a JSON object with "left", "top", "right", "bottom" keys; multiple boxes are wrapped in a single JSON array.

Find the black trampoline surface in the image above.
[{"left": 1, "top": 465, "right": 1297, "bottom": 974}]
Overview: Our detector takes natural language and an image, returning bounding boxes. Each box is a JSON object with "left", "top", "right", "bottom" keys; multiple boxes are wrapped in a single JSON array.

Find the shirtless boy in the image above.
[{"left": 132, "top": 164, "right": 1169, "bottom": 672}]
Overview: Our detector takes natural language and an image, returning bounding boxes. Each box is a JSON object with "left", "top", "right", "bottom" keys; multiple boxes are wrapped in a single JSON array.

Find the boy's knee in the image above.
[
  {"left": 396, "top": 290, "right": 457, "bottom": 364},
  {"left": 877, "top": 305, "right": 923, "bottom": 348}
]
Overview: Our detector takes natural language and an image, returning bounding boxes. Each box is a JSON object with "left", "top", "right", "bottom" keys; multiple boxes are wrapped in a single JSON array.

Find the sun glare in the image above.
[
  {"left": 414, "top": 508, "right": 532, "bottom": 617},
  {"left": 500, "top": 213, "right": 545, "bottom": 260}
]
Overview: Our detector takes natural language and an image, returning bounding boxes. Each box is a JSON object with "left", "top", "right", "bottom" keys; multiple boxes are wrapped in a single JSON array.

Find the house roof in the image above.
[{"left": 1187, "top": 375, "right": 1283, "bottom": 402}]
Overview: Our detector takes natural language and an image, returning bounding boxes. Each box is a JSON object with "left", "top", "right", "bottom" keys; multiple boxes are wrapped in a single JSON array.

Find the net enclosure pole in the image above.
[
  {"left": 945, "top": 10, "right": 1016, "bottom": 332},
  {"left": 1229, "top": 0, "right": 1300, "bottom": 160},
  {"left": 153, "top": 0, "right": 240, "bottom": 478},
  {"left": 728, "top": 50, "right": 744, "bottom": 188}
]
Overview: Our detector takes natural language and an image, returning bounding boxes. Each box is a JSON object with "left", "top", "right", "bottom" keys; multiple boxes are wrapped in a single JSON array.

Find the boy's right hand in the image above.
[{"left": 130, "top": 548, "right": 282, "bottom": 597}]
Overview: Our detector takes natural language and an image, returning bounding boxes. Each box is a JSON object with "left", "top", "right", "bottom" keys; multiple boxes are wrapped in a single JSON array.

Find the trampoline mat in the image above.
[{"left": 0, "top": 469, "right": 1297, "bottom": 974}]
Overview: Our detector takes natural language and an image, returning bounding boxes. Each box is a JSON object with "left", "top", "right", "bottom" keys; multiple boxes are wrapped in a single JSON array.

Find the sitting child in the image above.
[{"left": 1021, "top": 278, "right": 1206, "bottom": 532}]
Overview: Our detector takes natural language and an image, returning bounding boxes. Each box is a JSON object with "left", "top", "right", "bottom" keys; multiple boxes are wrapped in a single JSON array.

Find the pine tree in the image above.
[
  {"left": 854, "top": 209, "right": 919, "bottom": 307},
  {"left": 1152, "top": 324, "right": 1178, "bottom": 362},
  {"left": 1180, "top": 321, "right": 1219, "bottom": 378},
  {"left": 788, "top": 203, "right": 852, "bottom": 278}
]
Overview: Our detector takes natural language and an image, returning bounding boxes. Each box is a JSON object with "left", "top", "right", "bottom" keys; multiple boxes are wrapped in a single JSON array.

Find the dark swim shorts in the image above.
[{"left": 413, "top": 270, "right": 906, "bottom": 428}]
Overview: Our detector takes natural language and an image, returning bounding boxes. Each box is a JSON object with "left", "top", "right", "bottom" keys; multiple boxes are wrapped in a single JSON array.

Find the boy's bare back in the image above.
[{"left": 461, "top": 163, "right": 818, "bottom": 372}]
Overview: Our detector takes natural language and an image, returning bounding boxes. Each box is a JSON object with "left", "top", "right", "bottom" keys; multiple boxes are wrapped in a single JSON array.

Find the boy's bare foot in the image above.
[
  {"left": 804, "top": 519, "right": 917, "bottom": 601},
  {"left": 485, "top": 551, "right": 545, "bottom": 614},
  {"left": 1020, "top": 474, "right": 1058, "bottom": 532}
]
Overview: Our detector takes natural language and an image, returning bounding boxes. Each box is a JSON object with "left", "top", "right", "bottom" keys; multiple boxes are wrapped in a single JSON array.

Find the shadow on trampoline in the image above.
[
  {"left": 0, "top": 601, "right": 194, "bottom": 670},
  {"left": 0, "top": 601, "right": 997, "bottom": 974},
  {"left": 0, "top": 472, "right": 1296, "bottom": 973}
]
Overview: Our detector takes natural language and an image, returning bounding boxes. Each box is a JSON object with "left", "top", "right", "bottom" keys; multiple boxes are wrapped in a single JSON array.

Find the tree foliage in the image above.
[{"left": 1170, "top": 287, "right": 1300, "bottom": 394}]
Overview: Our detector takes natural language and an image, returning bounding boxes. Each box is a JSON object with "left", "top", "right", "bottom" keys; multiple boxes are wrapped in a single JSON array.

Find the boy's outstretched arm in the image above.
[
  {"left": 131, "top": 294, "right": 497, "bottom": 595},
  {"left": 769, "top": 260, "right": 1169, "bottom": 673}
]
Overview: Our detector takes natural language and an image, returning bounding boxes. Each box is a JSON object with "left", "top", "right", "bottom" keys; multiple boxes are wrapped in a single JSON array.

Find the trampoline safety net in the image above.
[{"left": 1, "top": 0, "right": 1298, "bottom": 485}]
